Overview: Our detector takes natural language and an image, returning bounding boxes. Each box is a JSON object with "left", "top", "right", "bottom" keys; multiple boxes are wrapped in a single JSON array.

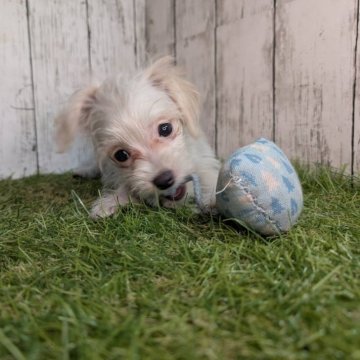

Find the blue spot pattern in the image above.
[
  {"left": 282, "top": 160, "right": 294, "bottom": 174},
  {"left": 271, "top": 197, "right": 285, "bottom": 214},
  {"left": 271, "top": 145, "right": 287, "bottom": 159},
  {"left": 216, "top": 138, "right": 303, "bottom": 236},
  {"left": 244, "top": 153, "right": 262, "bottom": 164},
  {"left": 230, "top": 158, "right": 242, "bottom": 173},
  {"left": 291, "top": 198, "right": 298, "bottom": 216},
  {"left": 239, "top": 171, "right": 257, "bottom": 186},
  {"left": 282, "top": 176, "right": 295, "bottom": 193}
]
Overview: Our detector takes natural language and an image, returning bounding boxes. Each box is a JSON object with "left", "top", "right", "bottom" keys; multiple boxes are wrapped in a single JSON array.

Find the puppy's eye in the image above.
[
  {"left": 158, "top": 123, "right": 173, "bottom": 137},
  {"left": 114, "top": 149, "right": 130, "bottom": 162}
]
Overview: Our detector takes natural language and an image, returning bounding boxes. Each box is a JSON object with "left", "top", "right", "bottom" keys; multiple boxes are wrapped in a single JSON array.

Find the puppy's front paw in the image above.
[
  {"left": 90, "top": 190, "right": 133, "bottom": 219},
  {"left": 90, "top": 197, "right": 119, "bottom": 219}
]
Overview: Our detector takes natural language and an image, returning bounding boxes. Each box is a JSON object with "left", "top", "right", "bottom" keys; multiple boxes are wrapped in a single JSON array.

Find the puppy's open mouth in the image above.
[{"left": 164, "top": 184, "right": 187, "bottom": 201}]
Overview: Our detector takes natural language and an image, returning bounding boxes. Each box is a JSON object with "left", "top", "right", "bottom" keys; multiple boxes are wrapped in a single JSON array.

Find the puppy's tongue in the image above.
[{"left": 165, "top": 184, "right": 186, "bottom": 201}]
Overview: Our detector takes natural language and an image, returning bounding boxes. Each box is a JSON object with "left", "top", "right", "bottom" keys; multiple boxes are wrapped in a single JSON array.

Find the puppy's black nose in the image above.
[{"left": 153, "top": 170, "right": 175, "bottom": 190}]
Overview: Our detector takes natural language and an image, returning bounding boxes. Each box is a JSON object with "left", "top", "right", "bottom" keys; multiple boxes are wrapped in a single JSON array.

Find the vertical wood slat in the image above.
[
  {"left": 175, "top": 0, "right": 216, "bottom": 148},
  {"left": 0, "top": 0, "right": 37, "bottom": 179},
  {"left": 143, "top": 0, "right": 175, "bottom": 61},
  {"left": 216, "top": 0, "right": 274, "bottom": 159},
  {"left": 275, "top": 0, "right": 357, "bottom": 170},
  {"left": 134, "top": 0, "right": 147, "bottom": 68},
  {"left": 28, "top": 0, "right": 91, "bottom": 174},
  {"left": 87, "top": 0, "right": 138, "bottom": 80},
  {"left": 354, "top": 3, "right": 360, "bottom": 174}
]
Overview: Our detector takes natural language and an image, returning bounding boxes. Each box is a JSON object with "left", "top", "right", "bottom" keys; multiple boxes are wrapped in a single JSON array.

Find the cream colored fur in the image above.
[{"left": 55, "top": 56, "right": 220, "bottom": 219}]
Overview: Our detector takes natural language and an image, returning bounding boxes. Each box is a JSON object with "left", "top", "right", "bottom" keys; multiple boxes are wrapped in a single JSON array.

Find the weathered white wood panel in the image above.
[
  {"left": 0, "top": 0, "right": 37, "bottom": 179},
  {"left": 28, "top": 0, "right": 91, "bottom": 174},
  {"left": 216, "top": 0, "right": 274, "bottom": 158},
  {"left": 87, "top": 0, "right": 137, "bottom": 79},
  {"left": 143, "top": 0, "right": 175, "bottom": 60},
  {"left": 134, "top": 0, "right": 147, "bottom": 68},
  {"left": 175, "top": 0, "right": 216, "bottom": 148},
  {"left": 275, "top": 0, "right": 357, "bottom": 170}
]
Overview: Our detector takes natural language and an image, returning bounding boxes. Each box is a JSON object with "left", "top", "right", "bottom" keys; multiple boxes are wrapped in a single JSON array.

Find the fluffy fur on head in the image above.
[{"left": 55, "top": 56, "right": 220, "bottom": 218}]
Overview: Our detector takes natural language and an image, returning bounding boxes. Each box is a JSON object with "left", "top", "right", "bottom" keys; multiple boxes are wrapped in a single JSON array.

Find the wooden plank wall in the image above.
[
  {"left": 176, "top": 0, "right": 216, "bottom": 148},
  {"left": 0, "top": 0, "right": 37, "bottom": 178},
  {"left": 28, "top": 0, "right": 90, "bottom": 174},
  {"left": 0, "top": 0, "right": 141, "bottom": 178},
  {"left": 216, "top": 0, "right": 274, "bottom": 155},
  {"left": 275, "top": 0, "right": 358, "bottom": 170},
  {"left": 1, "top": 0, "right": 360, "bottom": 179}
]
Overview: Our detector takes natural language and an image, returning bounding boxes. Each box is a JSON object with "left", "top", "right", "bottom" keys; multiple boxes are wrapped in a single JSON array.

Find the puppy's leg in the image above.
[
  {"left": 198, "top": 165, "right": 220, "bottom": 211},
  {"left": 73, "top": 164, "right": 101, "bottom": 179},
  {"left": 90, "top": 188, "right": 134, "bottom": 219}
]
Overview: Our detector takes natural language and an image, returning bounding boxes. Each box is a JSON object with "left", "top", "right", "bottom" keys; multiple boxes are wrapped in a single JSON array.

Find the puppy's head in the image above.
[{"left": 56, "top": 56, "right": 201, "bottom": 204}]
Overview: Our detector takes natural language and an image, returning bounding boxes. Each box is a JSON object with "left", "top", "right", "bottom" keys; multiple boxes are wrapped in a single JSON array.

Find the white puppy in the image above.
[{"left": 55, "top": 57, "right": 220, "bottom": 219}]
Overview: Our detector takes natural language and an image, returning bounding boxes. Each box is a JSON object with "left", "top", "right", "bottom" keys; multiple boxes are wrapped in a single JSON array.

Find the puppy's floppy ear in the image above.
[
  {"left": 55, "top": 85, "right": 98, "bottom": 152},
  {"left": 145, "top": 56, "right": 200, "bottom": 137}
]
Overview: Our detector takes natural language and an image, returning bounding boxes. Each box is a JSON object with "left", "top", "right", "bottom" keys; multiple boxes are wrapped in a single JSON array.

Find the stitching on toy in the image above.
[
  {"left": 215, "top": 178, "right": 233, "bottom": 195},
  {"left": 229, "top": 173, "right": 283, "bottom": 233}
]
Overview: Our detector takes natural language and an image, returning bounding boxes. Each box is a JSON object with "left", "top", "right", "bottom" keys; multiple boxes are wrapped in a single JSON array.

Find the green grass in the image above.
[{"left": 0, "top": 167, "right": 359, "bottom": 360}]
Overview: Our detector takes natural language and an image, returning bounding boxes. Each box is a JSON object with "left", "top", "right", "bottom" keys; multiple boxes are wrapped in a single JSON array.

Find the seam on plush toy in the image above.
[
  {"left": 216, "top": 178, "right": 233, "bottom": 195},
  {"left": 230, "top": 174, "right": 283, "bottom": 233}
]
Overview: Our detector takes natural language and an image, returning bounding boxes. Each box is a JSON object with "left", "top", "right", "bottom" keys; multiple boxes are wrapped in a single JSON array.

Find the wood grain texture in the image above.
[
  {"left": 175, "top": 0, "right": 216, "bottom": 148},
  {"left": 144, "top": 0, "right": 175, "bottom": 60},
  {"left": 216, "top": 0, "right": 274, "bottom": 158},
  {"left": 28, "top": 0, "right": 91, "bottom": 174},
  {"left": 354, "top": 4, "right": 360, "bottom": 174},
  {"left": 88, "top": 0, "right": 137, "bottom": 79},
  {"left": 217, "top": 0, "right": 272, "bottom": 26},
  {"left": 275, "top": 0, "right": 357, "bottom": 170},
  {"left": 134, "top": 0, "right": 147, "bottom": 68},
  {"left": 0, "top": 0, "right": 37, "bottom": 179}
]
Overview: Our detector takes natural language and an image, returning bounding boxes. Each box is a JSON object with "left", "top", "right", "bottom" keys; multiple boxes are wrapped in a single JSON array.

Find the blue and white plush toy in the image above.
[{"left": 192, "top": 138, "right": 303, "bottom": 236}]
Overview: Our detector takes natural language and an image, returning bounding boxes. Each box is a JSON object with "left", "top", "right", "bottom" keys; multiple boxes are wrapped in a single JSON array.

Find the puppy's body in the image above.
[{"left": 56, "top": 57, "right": 220, "bottom": 218}]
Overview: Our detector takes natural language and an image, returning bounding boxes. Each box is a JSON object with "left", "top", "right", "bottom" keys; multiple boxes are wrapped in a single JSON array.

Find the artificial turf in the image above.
[{"left": 0, "top": 167, "right": 359, "bottom": 359}]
